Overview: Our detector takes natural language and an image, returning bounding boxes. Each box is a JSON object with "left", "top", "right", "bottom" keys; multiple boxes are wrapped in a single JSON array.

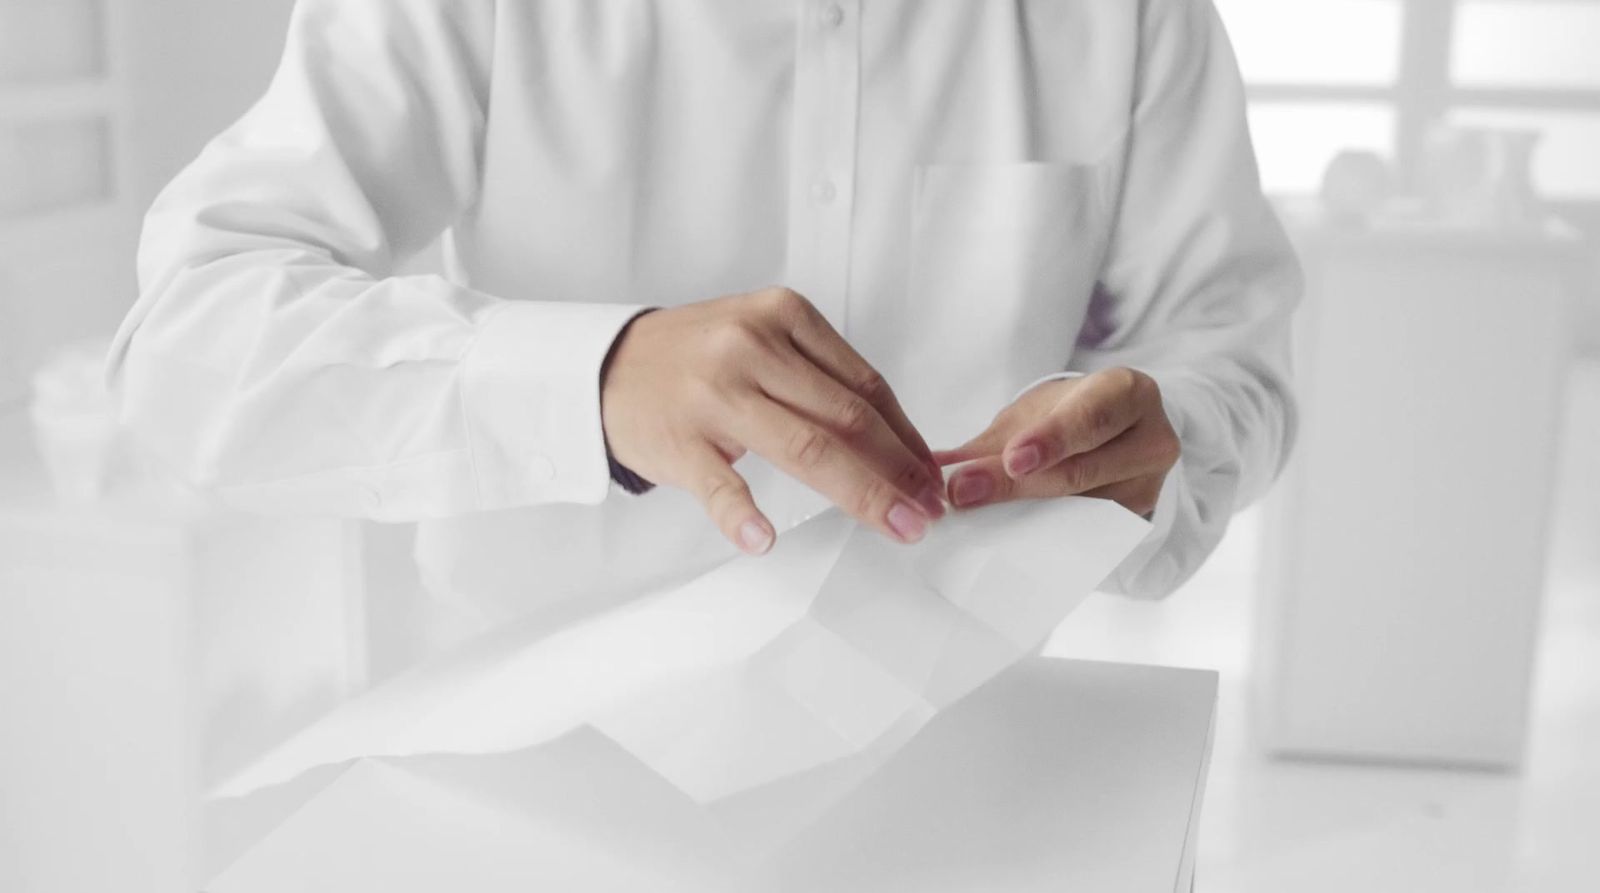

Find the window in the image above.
[
  {"left": 0, "top": 116, "right": 111, "bottom": 216},
  {"left": 1214, "top": 0, "right": 1600, "bottom": 219},
  {"left": 1453, "top": 1, "right": 1600, "bottom": 89},
  {"left": 0, "top": 0, "right": 105, "bottom": 83},
  {"left": 0, "top": 0, "right": 117, "bottom": 219},
  {"left": 1217, "top": 0, "right": 1404, "bottom": 86},
  {"left": 0, "top": 0, "right": 125, "bottom": 405},
  {"left": 1246, "top": 102, "right": 1396, "bottom": 196}
]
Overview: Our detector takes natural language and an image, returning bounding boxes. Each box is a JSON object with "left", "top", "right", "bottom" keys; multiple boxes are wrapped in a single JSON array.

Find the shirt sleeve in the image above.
[
  {"left": 1070, "top": 0, "right": 1303, "bottom": 598},
  {"left": 106, "top": 0, "right": 647, "bottom": 521}
]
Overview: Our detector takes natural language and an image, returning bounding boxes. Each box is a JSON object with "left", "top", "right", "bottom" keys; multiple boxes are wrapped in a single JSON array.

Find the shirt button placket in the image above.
[{"left": 786, "top": 0, "right": 861, "bottom": 334}]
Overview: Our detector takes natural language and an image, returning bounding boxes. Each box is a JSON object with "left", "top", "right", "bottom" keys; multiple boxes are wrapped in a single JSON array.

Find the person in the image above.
[{"left": 109, "top": 0, "right": 1298, "bottom": 657}]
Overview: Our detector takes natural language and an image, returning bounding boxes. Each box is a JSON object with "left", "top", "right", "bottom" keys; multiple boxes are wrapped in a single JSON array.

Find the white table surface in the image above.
[{"left": 208, "top": 657, "right": 1218, "bottom": 893}]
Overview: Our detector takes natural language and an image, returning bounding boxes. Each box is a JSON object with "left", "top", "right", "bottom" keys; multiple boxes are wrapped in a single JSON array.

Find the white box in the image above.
[
  {"left": 0, "top": 417, "right": 362, "bottom": 892},
  {"left": 1254, "top": 220, "right": 1586, "bottom": 768},
  {"left": 207, "top": 659, "right": 1219, "bottom": 893}
]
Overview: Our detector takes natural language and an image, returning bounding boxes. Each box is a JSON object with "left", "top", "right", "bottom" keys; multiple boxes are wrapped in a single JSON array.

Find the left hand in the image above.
[{"left": 935, "top": 368, "right": 1181, "bottom": 518}]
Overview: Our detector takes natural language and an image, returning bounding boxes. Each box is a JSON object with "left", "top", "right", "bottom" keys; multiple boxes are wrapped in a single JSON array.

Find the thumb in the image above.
[{"left": 934, "top": 419, "right": 1012, "bottom": 466}]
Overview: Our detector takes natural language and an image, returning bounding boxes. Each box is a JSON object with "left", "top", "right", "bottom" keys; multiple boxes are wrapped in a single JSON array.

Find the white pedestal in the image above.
[
  {"left": 1254, "top": 220, "right": 1589, "bottom": 769},
  {"left": 207, "top": 659, "right": 1218, "bottom": 893},
  {"left": 0, "top": 416, "right": 362, "bottom": 893}
]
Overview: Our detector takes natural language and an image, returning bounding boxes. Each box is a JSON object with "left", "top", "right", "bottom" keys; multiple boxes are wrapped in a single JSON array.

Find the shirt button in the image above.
[
  {"left": 812, "top": 177, "right": 838, "bottom": 204},
  {"left": 820, "top": 3, "right": 845, "bottom": 28},
  {"left": 529, "top": 453, "right": 556, "bottom": 482}
]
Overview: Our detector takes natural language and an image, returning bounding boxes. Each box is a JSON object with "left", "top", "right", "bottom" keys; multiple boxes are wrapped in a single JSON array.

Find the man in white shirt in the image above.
[{"left": 109, "top": 0, "right": 1298, "bottom": 654}]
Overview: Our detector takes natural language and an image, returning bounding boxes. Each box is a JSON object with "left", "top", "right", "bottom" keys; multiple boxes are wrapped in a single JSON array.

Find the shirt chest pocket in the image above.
[{"left": 905, "top": 162, "right": 1111, "bottom": 423}]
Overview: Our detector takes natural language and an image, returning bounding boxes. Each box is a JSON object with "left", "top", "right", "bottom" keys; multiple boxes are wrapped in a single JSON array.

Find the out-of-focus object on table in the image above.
[
  {"left": 1254, "top": 208, "right": 1592, "bottom": 769},
  {"left": 1420, "top": 123, "right": 1544, "bottom": 228},
  {"left": 1319, "top": 150, "right": 1394, "bottom": 226},
  {"left": 0, "top": 409, "right": 365, "bottom": 893},
  {"left": 206, "top": 659, "right": 1218, "bottom": 893},
  {"left": 27, "top": 336, "right": 122, "bottom": 503},
  {"left": 0, "top": 307, "right": 24, "bottom": 410}
]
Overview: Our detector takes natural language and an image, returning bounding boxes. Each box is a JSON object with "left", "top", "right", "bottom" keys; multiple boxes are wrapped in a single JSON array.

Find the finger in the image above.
[
  {"left": 732, "top": 396, "right": 936, "bottom": 544},
  {"left": 934, "top": 423, "right": 1010, "bottom": 467},
  {"left": 945, "top": 455, "right": 1016, "bottom": 509},
  {"left": 948, "top": 423, "right": 1174, "bottom": 508},
  {"left": 678, "top": 447, "right": 775, "bottom": 556},
  {"left": 1047, "top": 421, "right": 1178, "bottom": 495},
  {"left": 1003, "top": 370, "right": 1149, "bottom": 478},
  {"left": 776, "top": 291, "right": 941, "bottom": 480},
  {"left": 933, "top": 449, "right": 973, "bottom": 467},
  {"left": 759, "top": 354, "right": 946, "bottom": 518}
]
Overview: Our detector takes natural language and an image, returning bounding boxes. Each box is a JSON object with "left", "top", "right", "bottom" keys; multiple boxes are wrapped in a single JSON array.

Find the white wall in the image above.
[
  {"left": 122, "top": 0, "right": 296, "bottom": 209},
  {"left": 0, "top": 0, "right": 296, "bottom": 384}
]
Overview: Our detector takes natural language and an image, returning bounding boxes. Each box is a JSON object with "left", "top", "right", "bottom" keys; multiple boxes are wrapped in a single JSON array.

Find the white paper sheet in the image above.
[
  {"left": 216, "top": 497, "right": 1149, "bottom": 804},
  {"left": 207, "top": 660, "right": 1219, "bottom": 893}
]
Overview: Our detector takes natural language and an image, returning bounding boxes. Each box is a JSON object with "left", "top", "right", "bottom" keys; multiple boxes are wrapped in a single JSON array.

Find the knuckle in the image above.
[
  {"left": 853, "top": 477, "right": 897, "bottom": 519},
  {"left": 707, "top": 321, "right": 762, "bottom": 363},
  {"left": 1107, "top": 366, "right": 1140, "bottom": 393},
  {"left": 992, "top": 403, "right": 1022, "bottom": 429},
  {"left": 988, "top": 472, "right": 1016, "bottom": 503},
  {"left": 683, "top": 375, "right": 724, "bottom": 412},
  {"left": 893, "top": 459, "right": 925, "bottom": 491},
  {"left": 1059, "top": 458, "right": 1093, "bottom": 492},
  {"left": 1134, "top": 371, "right": 1161, "bottom": 404},
  {"left": 1033, "top": 430, "right": 1064, "bottom": 461},
  {"left": 1130, "top": 484, "right": 1161, "bottom": 516},
  {"left": 763, "top": 286, "right": 811, "bottom": 320},
  {"left": 1085, "top": 402, "right": 1119, "bottom": 436},
  {"left": 835, "top": 396, "right": 875, "bottom": 437},
  {"left": 854, "top": 370, "right": 890, "bottom": 404},
  {"left": 787, "top": 427, "right": 834, "bottom": 469},
  {"left": 700, "top": 474, "right": 749, "bottom": 509},
  {"left": 1156, "top": 431, "right": 1182, "bottom": 467}
]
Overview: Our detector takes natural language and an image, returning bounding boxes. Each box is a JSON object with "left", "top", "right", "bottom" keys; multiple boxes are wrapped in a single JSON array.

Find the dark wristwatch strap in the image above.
[
  {"left": 600, "top": 308, "right": 660, "bottom": 496},
  {"left": 607, "top": 451, "right": 656, "bottom": 495}
]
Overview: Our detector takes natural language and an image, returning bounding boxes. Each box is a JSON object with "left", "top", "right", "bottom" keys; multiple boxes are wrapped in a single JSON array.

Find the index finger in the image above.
[
  {"left": 732, "top": 395, "right": 936, "bottom": 545},
  {"left": 776, "top": 293, "right": 940, "bottom": 479},
  {"left": 758, "top": 353, "right": 946, "bottom": 519},
  {"left": 1005, "top": 369, "right": 1148, "bottom": 477}
]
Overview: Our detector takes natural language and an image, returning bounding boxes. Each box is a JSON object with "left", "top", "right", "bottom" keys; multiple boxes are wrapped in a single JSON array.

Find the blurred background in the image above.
[{"left": 0, "top": 1, "right": 1596, "bottom": 891}]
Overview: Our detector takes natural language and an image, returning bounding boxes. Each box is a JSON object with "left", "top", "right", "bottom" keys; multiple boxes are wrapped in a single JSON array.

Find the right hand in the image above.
[{"left": 600, "top": 287, "right": 946, "bottom": 555}]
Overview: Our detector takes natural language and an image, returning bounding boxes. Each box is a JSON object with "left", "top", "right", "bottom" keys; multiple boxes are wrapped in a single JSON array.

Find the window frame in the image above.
[{"left": 1232, "top": 0, "right": 1600, "bottom": 219}]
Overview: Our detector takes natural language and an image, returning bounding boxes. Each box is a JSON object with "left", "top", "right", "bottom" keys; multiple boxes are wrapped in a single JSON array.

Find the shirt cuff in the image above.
[
  {"left": 1098, "top": 369, "right": 1209, "bottom": 599},
  {"left": 459, "top": 300, "right": 650, "bottom": 511},
  {"left": 1101, "top": 457, "right": 1189, "bottom": 598}
]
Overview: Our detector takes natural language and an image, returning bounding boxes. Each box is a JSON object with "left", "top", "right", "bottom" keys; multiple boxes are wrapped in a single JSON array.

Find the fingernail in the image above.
[
  {"left": 739, "top": 520, "right": 774, "bottom": 555},
  {"left": 951, "top": 470, "right": 994, "bottom": 508},
  {"left": 887, "top": 501, "right": 927, "bottom": 544},
  {"left": 1006, "top": 443, "right": 1042, "bottom": 477},
  {"left": 916, "top": 484, "right": 946, "bottom": 519}
]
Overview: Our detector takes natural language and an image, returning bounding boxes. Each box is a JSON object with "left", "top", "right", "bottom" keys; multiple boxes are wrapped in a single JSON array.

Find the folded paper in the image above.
[
  {"left": 207, "top": 661, "right": 1218, "bottom": 893},
  {"left": 217, "top": 497, "right": 1149, "bottom": 804}
]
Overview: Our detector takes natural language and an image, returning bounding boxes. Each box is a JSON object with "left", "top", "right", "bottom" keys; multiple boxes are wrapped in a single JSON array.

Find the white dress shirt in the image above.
[{"left": 109, "top": 0, "right": 1299, "bottom": 653}]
